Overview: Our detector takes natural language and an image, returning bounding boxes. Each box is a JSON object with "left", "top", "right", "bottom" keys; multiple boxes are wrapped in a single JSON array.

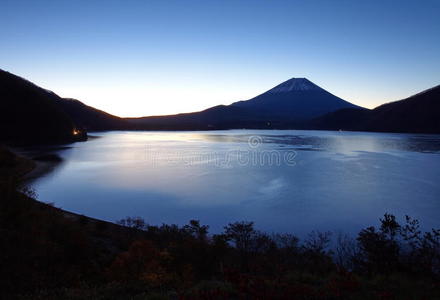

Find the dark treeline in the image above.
[
  {"left": 1, "top": 148, "right": 440, "bottom": 299},
  {"left": 110, "top": 215, "right": 440, "bottom": 299},
  {"left": 1, "top": 187, "right": 440, "bottom": 298}
]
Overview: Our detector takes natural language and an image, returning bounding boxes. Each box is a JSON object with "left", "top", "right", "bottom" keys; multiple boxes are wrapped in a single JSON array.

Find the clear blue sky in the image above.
[{"left": 1, "top": 0, "right": 439, "bottom": 117}]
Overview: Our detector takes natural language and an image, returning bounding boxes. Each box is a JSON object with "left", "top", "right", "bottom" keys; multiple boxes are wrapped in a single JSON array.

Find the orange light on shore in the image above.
[{"left": 73, "top": 129, "right": 79, "bottom": 135}]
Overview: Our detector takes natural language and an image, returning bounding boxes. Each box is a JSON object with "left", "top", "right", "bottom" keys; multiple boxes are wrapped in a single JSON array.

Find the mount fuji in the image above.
[
  {"left": 230, "top": 78, "right": 361, "bottom": 121},
  {"left": 129, "top": 78, "right": 363, "bottom": 130}
]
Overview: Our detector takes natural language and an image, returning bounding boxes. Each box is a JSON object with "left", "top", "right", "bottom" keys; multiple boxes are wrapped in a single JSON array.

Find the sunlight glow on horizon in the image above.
[
  {"left": 21, "top": 71, "right": 437, "bottom": 118},
  {"left": 1, "top": 0, "right": 439, "bottom": 117}
]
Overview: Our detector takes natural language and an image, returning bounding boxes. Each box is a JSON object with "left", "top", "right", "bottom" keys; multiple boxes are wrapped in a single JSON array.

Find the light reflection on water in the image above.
[{"left": 30, "top": 130, "right": 440, "bottom": 236}]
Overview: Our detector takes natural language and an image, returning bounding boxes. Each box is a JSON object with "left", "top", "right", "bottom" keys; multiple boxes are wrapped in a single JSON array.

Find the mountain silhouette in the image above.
[
  {"left": 58, "top": 98, "right": 129, "bottom": 131},
  {"left": 313, "top": 85, "right": 440, "bottom": 133},
  {"left": 127, "top": 104, "right": 272, "bottom": 130},
  {"left": 0, "top": 69, "right": 127, "bottom": 144},
  {"left": 129, "top": 78, "right": 361, "bottom": 130},
  {"left": 231, "top": 78, "right": 361, "bottom": 120},
  {"left": 0, "top": 69, "right": 79, "bottom": 144}
]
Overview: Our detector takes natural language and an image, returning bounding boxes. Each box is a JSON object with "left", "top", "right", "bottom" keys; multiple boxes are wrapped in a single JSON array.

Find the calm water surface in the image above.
[{"left": 30, "top": 130, "right": 440, "bottom": 236}]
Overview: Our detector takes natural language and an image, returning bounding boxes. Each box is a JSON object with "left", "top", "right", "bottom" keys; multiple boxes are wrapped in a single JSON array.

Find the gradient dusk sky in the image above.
[{"left": 1, "top": 0, "right": 439, "bottom": 117}]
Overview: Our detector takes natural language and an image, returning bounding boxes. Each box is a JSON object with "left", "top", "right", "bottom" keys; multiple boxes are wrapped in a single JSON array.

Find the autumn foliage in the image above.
[{"left": 1, "top": 170, "right": 439, "bottom": 299}]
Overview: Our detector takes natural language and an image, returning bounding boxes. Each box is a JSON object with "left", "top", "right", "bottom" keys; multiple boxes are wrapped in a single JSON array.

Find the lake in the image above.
[{"left": 29, "top": 130, "right": 440, "bottom": 236}]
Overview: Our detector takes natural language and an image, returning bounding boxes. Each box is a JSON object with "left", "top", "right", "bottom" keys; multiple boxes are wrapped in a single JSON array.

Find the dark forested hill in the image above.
[
  {"left": 312, "top": 85, "right": 440, "bottom": 133},
  {"left": 364, "top": 85, "right": 440, "bottom": 133},
  {"left": 0, "top": 69, "right": 79, "bottom": 144},
  {"left": 127, "top": 105, "right": 280, "bottom": 130},
  {"left": 0, "top": 69, "right": 129, "bottom": 144},
  {"left": 58, "top": 98, "right": 129, "bottom": 131}
]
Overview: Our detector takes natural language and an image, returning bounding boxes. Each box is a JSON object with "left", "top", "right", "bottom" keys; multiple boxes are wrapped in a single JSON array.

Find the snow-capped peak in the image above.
[{"left": 267, "top": 78, "right": 321, "bottom": 93}]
